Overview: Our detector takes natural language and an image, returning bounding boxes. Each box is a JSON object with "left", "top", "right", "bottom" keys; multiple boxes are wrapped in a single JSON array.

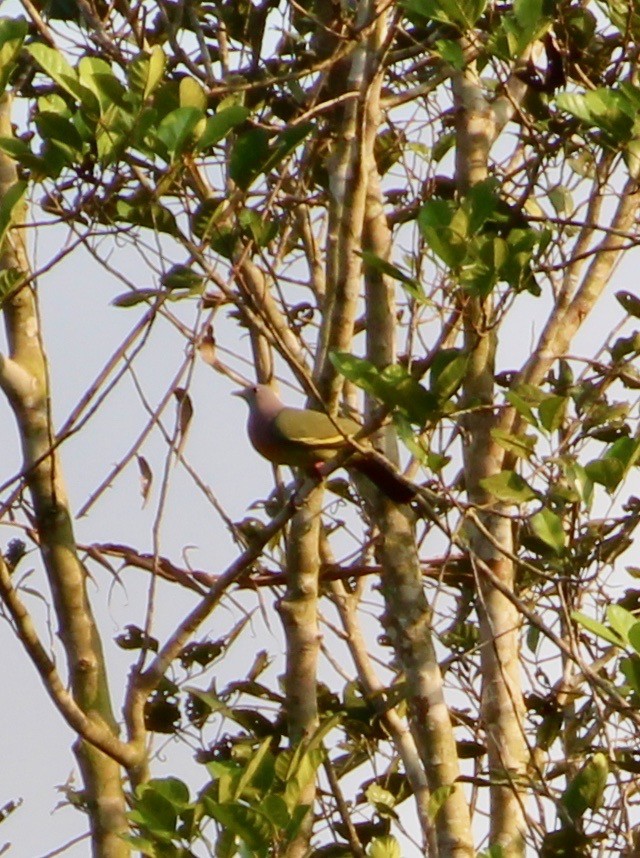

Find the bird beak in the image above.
[{"left": 233, "top": 387, "right": 250, "bottom": 401}]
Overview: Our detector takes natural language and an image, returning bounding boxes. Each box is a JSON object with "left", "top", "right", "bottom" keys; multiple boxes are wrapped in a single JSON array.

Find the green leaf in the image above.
[
  {"left": 627, "top": 624, "right": 640, "bottom": 656},
  {"left": 478, "top": 847, "right": 506, "bottom": 858},
  {"left": 126, "top": 46, "right": 166, "bottom": 104},
  {"left": 204, "top": 800, "right": 274, "bottom": 850},
  {"left": 429, "top": 349, "right": 469, "bottom": 401},
  {"left": 624, "top": 138, "right": 640, "bottom": 180},
  {"left": 95, "top": 102, "right": 135, "bottom": 165},
  {"left": 232, "top": 737, "right": 273, "bottom": 800},
  {"left": 0, "top": 137, "right": 46, "bottom": 174},
  {"left": 489, "top": 0, "right": 549, "bottom": 59},
  {"left": 146, "top": 777, "right": 190, "bottom": 809},
  {"left": 431, "top": 129, "right": 456, "bottom": 161},
  {"left": 0, "top": 17, "right": 27, "bottom": 93},
  {"left": 161, "top": 264, "right": 204, "bottom": 292},
  {"left": 111, "top": 289, "right": 165, "bottom": 307},
  {"left": 584, "top": 456, "right": 624, "bottom": 491},
  {"left": 239, "top": 208, "right": 278, "bottom": 247},
  {"left": 606, "top": 436, "right": 640, "bottom": 474},
  {"left": 393, "top": 411, "right": 432, "bottom": 465},
  {"left": 331, "top": 352, "right": 438, "bottom": 424},
  {"left": 367, "top": 835, "right": 402, "bottom": 858},
  {"left": 360, "top": 251, "right": 427, "bottom": 302},
  {"left": 548, "top": 186, "right": 573, "bottom": 215},
  {"left": 620, "top": 654, "right": 640, "bottom": 696},
  {"left": 144, "top": 45, "right": 166, "bottom": 100},
  {"left": 514, "top": 0, "right": 546, "bottom": 36},
  {"left": 36, "top": 112, "right": 84, "bottom": 162},
  {"left": 230, "top": 127, "right": 270, "bottom": 189},
  {"left": 259, "top": 794, "right": 290, "bottom": 829},
  {"left": 179, "top": 76, "right": 207, "bottom": 110},
  {"left": 231, "top": 123, "right": 312, "bottom": 190},
  {"left": 427, "top": 785, "right": 455, "bottom": 822},
  {"left": 365, "top": 783, "right": 396, "bottom": 810},
  {"left": 538, "top": 395, "right": 567, "bottom": 433},
  {"left": 78, "top": 56, "right": 125, "bottom": 113},
  {"left": 262, "top": 122, "right": 313, "bottom": 175},
  {"left": 463, "top": 179, "right": 502, "bottom": 233},
  {"left": 433, "top": 39, "right": 465, "bottom": 69},
  {"left": 556, "top": 88, "right": 635, "bottom": 143},
  {"left": 561, "top": 753, "right": 608, "bottom": 821},
  {"left": 27, "top": 43, "right": 97, "bottom": 111},
  {"left": 530, "top": 508, "right": 565, "bottom": 553},
  {"left": 0, "top": 267, "right": 23, "bottom": 308},
  {"left": 479, "top": 471, "right": 537, "bottom": 503},
  {"left": 0, "top": 180, "right": 26, "bottom": 250},
  {"left": 155, "top": 106, "right": 205, "bottom": 159},
  {"left": 129, "top": 789, "right": 177, "bottom": 838},
  {"left": 402, "top": 0, "right": 487, "bottom": 30},
  {"left": 605, "top": 604, "right": 637, "bottom": 644},
  {"left": 610, "top": 331, "right": 640, "bottom": 362},
  {"left": 197, "top": 104, "right": 250, "bottom": 150},
  {"left": 116, "top": 197, "right": 178, "bottom": 236},
  {"left": 571, "top": 611, "right": 624, "bottom": 646},
  {"left": 505, "top": 390, "right": 540, "bottom": 428},
  {"left": 562, "top": 460, "right": 593, "bottom": 509},
  {"left": 418, "top": 198, "right": 460, "bottom": 267},
  {"left": 526, "top": 624, "right": 541, "bottom": 654},
  {"left": 490, "top": 428, "right": 536, "bottom": 459}
]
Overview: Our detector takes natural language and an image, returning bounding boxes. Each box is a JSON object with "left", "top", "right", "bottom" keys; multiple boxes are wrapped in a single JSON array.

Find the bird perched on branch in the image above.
[{"left": 235, "top": 384, "right": 416, "bottom": 504}]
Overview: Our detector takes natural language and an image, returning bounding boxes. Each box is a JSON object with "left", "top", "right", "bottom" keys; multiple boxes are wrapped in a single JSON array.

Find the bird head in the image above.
[
  {"left": 233, "top": 384, "right": 284, "bottom": 415},
  {"left": 233, "top": 385, "right": 258, "bottom": 404}
]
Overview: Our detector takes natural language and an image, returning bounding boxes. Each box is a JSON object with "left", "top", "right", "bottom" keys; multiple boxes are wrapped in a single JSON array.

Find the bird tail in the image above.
[{"left": 351, "top": 454, "right": 416, "bottom": 503}]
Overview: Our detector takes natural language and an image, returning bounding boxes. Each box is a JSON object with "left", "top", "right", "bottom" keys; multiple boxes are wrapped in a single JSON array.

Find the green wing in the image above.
[{"left": 273, "top": 408, "right": 360, "bottom": 462}]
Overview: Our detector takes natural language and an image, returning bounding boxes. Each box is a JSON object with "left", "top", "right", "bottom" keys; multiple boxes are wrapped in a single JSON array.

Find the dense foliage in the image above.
[{"left": 1, "top": 0, "right": 640, "bottom": 855}]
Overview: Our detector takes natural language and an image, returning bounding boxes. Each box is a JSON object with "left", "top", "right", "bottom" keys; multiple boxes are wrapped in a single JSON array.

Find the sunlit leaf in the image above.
[
  {"left": 27, "top": 43, "right": 97, "bottom": 110},
  {"left": 197, "top": 105, "right": 250, "bottom": 150},
  {"left": 561, "top": 753, "right": 608, "bottom": 821},
  {"left": 0, "top": 267, "right": 23, "bottom": 308},
  {"left": 538, "top": 395, "right": 567, "bottom": 433},
  {"left": 530, "top": 508, "right": 565, "bottom": 553},
  {"left": 179, "top": 76, "right": 207, "bottom": 110},
  {"left": 144, "top": 45, "right": 166, "bottom": 101},
  {"left": 78, "top": 56, "right": 125, "bottom": 113},
  {"left": 572, "top": 611, "right": 624, "bottom": 646},
  {"left": 0, "top": 17, "right": 27, "bottom": 93},
  {"left": 584, "top": 456, "right": 624, "bottom": 491},
  {"left": 606, "top": 604, "right": 637, "bottom": 644},
  {"left": 367, "top": 835, "right": 402, "bottom": 858},
  {"left": 429, "top": 349, "right": 469, "bottom": 401},
  {"left": 479, "top": 471, "right": 537, "bottom": 503},
  {"left": 490, "top": 428, "right": 537, "bottom": 459},
  {"left": 427, "top": 785, "right": 455, "bottom": 822},
  {"left": 156, "top": 106, "right": 205, "bottom": 159},
  {"left": 402, "top": 0, "right": 487, "bottom": 30},
  {"left": 0, "top": 179, "right": 26, "bottom": 249}
]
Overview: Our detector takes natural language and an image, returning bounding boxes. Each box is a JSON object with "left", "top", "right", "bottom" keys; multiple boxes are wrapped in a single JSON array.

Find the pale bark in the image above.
[
  {"left": 314, "top": 0, "right": 389, "bottom": 408},
  {"left": 0, "top": 94, "right": 130, "bottom": 858},
  {"left": 453, "top": 62, "right": 527, "bottom": 854},
  {"left": 279, "top": 489, "right": 323, "bottom": 858},
  {"left": 364, "top": 213, "right": 474, "bottom": 854},
  {"left": 359, "top": 25, "right": 474, "bottom": 853},
  {"left": 518, "top": 177, "right": 640, "bottom": 393}
]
